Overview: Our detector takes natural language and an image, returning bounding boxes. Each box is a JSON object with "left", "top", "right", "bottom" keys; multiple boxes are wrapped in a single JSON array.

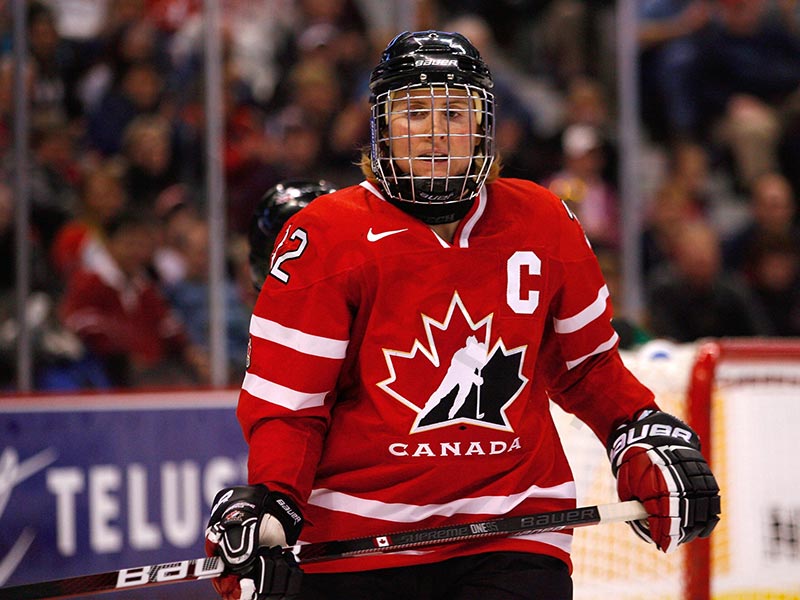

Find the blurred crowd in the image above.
[{"left": 0, "top": 0, "right": 798, "bottom": 391}]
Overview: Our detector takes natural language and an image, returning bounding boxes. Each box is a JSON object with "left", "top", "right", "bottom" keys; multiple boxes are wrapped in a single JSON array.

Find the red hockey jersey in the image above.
[{"left": 237, "top": 178, "right": 656, "bottom": 573}]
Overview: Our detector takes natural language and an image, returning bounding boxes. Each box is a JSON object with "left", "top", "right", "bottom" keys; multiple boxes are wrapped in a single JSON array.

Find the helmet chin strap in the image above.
[
  {"left": 387, "top": 190, "right": 475, "bottom": 225},
  {"left": 383, "top": 176, "right": 477, "bottom": 224},
  {"left": 389, "top": 196, "right": 475, "bottom": 225}
]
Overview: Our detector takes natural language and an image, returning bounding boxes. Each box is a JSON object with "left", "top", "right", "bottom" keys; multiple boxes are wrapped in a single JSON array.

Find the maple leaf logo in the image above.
[{"left": 378, "top": 292, "right": 528, "bottom": 434}]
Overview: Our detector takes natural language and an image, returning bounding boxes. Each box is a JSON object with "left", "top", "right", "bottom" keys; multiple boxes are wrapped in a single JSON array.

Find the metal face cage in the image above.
[{"left": 371, "top": 82, "right": 495, "bottom": 207}]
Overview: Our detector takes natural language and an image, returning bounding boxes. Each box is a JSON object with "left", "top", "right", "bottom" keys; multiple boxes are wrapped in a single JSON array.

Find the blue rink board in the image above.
[{"left": 0, "top": 390, "right": 246, "bottom": 599}]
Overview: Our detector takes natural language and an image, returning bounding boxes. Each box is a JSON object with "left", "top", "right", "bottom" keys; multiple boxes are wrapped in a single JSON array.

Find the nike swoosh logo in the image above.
[{"left": 367, "top": 227, "right": 408, "bottom": 242}]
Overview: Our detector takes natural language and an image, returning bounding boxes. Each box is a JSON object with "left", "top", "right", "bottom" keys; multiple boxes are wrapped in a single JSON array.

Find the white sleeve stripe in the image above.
[
  {"left": 565, "top": 331, "right": 619, "bottom": 370},
  {"left": 553, "top": 285, "right": 610, "bottom": 334},
  {"left": 307, "top": 481, "right": 577, "bottom": 523},
  {"left": 242, "top": 372, "right": 327, "bottom": 411},
  {"left": 250, "top": 315, "right": 349, "bottom": 359}
]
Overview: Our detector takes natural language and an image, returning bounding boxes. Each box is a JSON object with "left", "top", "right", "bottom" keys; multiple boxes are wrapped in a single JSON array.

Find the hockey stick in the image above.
[
  {"left": 0, "top": 500, "right": 647, "bottom": 600},
  {"left": 475, "top": 368, "right": 485, "bottom": 419}
]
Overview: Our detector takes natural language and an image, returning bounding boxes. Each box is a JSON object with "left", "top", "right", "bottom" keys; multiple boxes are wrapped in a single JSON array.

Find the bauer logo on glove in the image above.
[
  {"left": 608, "top": 414, "right": 697, "bottom": 465},
  {"left": 606, "top": 410, "right": 721, "bottom": 553}
]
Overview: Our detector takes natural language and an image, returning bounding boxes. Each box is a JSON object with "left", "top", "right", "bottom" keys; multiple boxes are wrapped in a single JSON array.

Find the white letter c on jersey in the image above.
[{"left": 507, "top": 251, "right": 541, "bottom": 315}]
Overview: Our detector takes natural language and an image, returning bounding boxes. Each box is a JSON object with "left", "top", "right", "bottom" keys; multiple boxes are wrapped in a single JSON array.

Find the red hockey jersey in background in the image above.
[{"left": 237, "top": 178, "right": 656, "bottom": 573}]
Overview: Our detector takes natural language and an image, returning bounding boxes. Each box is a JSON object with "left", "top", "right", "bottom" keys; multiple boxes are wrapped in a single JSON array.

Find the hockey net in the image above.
[{"left": 551, "top": 338, "right": 800, "bottom": 600}]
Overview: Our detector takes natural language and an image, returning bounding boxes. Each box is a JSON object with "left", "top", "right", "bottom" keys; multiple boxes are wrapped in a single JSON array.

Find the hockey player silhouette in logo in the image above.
[{"left": 420, "top": 335, "right": 489, "bottom": 422}]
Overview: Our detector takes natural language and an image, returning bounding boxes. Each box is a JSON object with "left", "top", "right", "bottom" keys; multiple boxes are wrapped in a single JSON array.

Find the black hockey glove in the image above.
[
  {"left": 205, "top": 485, "right": 304, "bottom": 599},
  {"left": 606, "top": 409, "right": 720, "bottom": 553}
]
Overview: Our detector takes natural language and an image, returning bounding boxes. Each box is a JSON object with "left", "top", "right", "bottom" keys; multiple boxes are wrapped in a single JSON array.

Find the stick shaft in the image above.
[
  {"left": 0, "top": 500, "right": 646, "bottom": 600},
  {"left": 296, "top": 499, "right": 646, "bottom": 562}
]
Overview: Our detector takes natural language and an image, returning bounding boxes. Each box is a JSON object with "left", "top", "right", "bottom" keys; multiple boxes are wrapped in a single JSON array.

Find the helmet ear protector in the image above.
[
  {"left": 248, "top": 179, "right": 337, "bottom": 290},
  {"left": 368, "top": 30, "right": 495, "bottom": 224}
]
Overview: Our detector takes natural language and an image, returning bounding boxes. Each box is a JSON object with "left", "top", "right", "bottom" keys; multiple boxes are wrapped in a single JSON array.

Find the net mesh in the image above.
[{"left": 553, "top": 339, "right": 800, "bottom": 600}]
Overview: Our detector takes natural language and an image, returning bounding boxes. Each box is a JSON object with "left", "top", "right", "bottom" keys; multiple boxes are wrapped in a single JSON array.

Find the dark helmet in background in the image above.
[
  {"left": 368, "top": 30, "right": 495, "bottom": 225},
  {"left": 248, "top": 179, "right": 337, "bottom": 290}
]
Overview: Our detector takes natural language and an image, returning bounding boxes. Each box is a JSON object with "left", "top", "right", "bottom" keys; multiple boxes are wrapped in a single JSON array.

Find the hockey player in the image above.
[{"left": 206, "top": 30, "right": 720, "bottom": 600}]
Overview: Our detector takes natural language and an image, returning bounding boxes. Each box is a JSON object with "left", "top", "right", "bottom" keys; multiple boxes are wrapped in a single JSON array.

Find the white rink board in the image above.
[{"left": 714, "top": 366, "right": 800, "bottom": 597}]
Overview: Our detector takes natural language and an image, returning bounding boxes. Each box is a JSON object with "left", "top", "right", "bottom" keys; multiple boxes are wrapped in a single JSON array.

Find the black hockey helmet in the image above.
[
  {"left": 248, "top": 179, "right": 337, "bottom": 290},
  {"left": 369, "top": 30, "right": 495, "bottom": 224}
]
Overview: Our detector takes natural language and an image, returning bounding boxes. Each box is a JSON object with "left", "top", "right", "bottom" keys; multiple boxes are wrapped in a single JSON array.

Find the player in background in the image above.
[
  {"left": 206, "top": 30, "right": 720, "bottom": 600},
  {"left": 247, "top": 179, "right": 338, "bottom": 292}
]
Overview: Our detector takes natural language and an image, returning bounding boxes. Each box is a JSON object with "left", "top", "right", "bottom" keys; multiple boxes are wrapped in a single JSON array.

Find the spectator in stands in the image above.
[
  {"left": 779, "top": 91, "right": 800, "bottom": 195},
  {"left": 86, "top": 60, "right": 165, "bottom": 156},
  {"left": 25, "top": 1, "right": 84, "bottom": 127},
  {"left": 562, "top": 75, "right": 615, "bottom": 142},
  {"left": 166, "top": 1, "right": 295, "bottom": 110},
  {"left": 269, "top": 107, "right": 327, "bottom": 178},
  {"left": 58, "top": 209, "right": 209, "bottom": 387},
  {"left": 0, "top": 181, "right": 109, "bottom": 391},
  {"left": 281, "top": 58, "right": 344, "bottom": 144},
  {"left": 545, "top": 123, "right": 620, "bottom": 250},
  {"left": 538, "top": 75, "right": 617, "bottom": 188},
  {"left": 435, "top": 0, "right": 604, "bottom": 87},
  {"left": 150, "top": 183, "right": 197, "bottom": 285},
  {"left": 722, "top": 171, "right": 799, "bottom": 271},
  {"left": 695, "top": 0, "right": 800, "bottom": 189},
  {"left": 164, "top": 218, "right": 251, "bottom": 380},
  {"left": 8, "top": 123, "right": 82, "bottom": 256},
  {"left": 640, "top": 140, "right": 713, "bottom": 279},
  {"left": 77, "top": 13, "right": 169, "bottom": 114},
  {"left": 0, "top": 181, "right": 55, "bottom": 302},
  {"left": 104, "top": 0, "right": 151, "bottom": 35},
  {"left": 637, "top": 0, "right": 712, "bottom": 141},
  {"left": 646, "top": 220, "right": 772, "bottom": 342},
  {"left": 293, "top": 0, "right": 371, "bottom": 100},
  {"left": 49, "top": 159, "right": 128, "bottom": 280},
  {"left": 220, "top": 63, "right": 281, "bottom": 234},
  {"left": 263, "top": 57, "right": 355, "bottom": 188},
  {"left": 119, "top": 113, "right": 181, "bottom": 210},
  {"left": 42, "top": 0, "right": 111, "bottom": 46},
  {"left": 661, "top": 140, "right": 713, "bottom": 214},
  {"left": 742, "top": 232, "right": 800, "bottom": 336},
  {"left": 268, "top": 0, "right": 369, "bottom": 112}
]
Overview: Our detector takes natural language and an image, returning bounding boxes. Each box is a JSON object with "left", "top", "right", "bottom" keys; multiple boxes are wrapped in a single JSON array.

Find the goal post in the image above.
[
  {"left": 688, "top": 338, "right": 800, "bottom": 600},
  {"left": 552, "top": 337, "right": 800, "bottom": 600}
]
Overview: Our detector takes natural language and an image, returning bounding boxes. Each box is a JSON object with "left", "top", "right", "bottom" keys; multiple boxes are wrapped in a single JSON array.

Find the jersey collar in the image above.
[{"left": 359, "top": 180, "right": 488, "bottom": 249}]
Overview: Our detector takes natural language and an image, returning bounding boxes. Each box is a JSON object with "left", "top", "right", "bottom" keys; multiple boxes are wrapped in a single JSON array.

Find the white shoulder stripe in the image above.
[
  {"left": 565, "top": 331, "right": 619, "bottom": 370},
  {"left": 242, "top": 372, "right": 327, "bottom": 410},
  {"left": 360, "top": 180, "right": 384, "bottom": 199},
  {"left": 307, "top": 481, "right": 576, "bottom": 523},
  {"left": 553, "top": 285, "right": 610, "bottom": 334},
  {"left": 457, "top": 186, "right": 487, "bottom": 248},
  {"left": 250, "top": 315, "right": 348, "bottom": 359}
]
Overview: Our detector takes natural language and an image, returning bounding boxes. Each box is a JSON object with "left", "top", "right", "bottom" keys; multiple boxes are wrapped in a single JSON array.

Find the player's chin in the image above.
[{"left": 409, "top": 159, "right": 468, "bottom": 178}]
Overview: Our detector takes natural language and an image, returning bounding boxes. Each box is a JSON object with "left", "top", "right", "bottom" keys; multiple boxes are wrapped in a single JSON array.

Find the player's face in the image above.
[{"left": 387, "top": 86, "right": 480, "bottom": 178}]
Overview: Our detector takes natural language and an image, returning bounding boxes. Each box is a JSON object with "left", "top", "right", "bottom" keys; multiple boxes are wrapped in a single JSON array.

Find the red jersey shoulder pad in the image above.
[{"left": 486, "top": 178, "right": 593, "bottom": 261}]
